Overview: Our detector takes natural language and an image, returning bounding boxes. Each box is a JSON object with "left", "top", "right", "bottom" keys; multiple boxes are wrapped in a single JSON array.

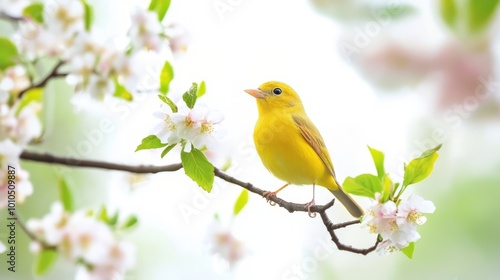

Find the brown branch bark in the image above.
[
  {"left": 20, "top": 150, "right": 379, "bottom": 255},
  {"left": 18, "top": 61, "right": 66, "bottom": 99}
]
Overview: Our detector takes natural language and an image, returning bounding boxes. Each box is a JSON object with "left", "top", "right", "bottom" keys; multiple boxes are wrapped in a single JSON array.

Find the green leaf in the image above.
[
  {"left": 381, "top": 175, "right": 393, "bottom": 203},
  {"left": 108, "top": 211, "right": 119, "bottom": 226},
  {"left": 402, "top": 242, "right": 415, "bottom": 259},
  {"left": 403, "top": 144, "right": 442, "bottom": 186},
  {"left": 159, "top": 61, "right": 174, "bottom": 94},
  {"left": 440, "top": 0, "right": 457, "bottom": 29},
  {"left": 23, "top": 3, "right": 44, "bottom": 23},
  {"left": 368, "top": 146, "right": 385, "bottom": 180},
  {"left": 98, "top": 205, "right": 108, "bottom": 223},
  {"left": 114, "top": 80, "right": 133, "bottom": 101},
  {"left": 0, "top": 38, "right": 18, "bottom": 70},
  {"left": 181, "top": 147, "right": 214, "bottom": 192},
  {"left": 467, "top": 0, "right": 500, "bottom": 33},
  {"left": 197, "top": 80, "right": 206, "bottom": 97},
  {"left": 34, "top": 249, "right": 58, "bottom": 275},
  {"left": 161, "top": 143, "right": 177, "bottom": 158},
  {"left": 148, "top": 0, "right": 171, "bottom": 21},
  {"left": 343, "top": 174, "right": 383, "bottom": 199},
  {"left": 158, "top": 94, "right": 178, "bottom": 113},
  {"left": 81, "top": 0, "right": 94, "bottom": 31},
  {"left": 58, "top": 178, "right": 74, "bottom": 212},
  {"left": 233, "top": 189, "right": 249, "bottom": 216},
  {"left": 182, "top": 83, "right": 198, "bottom": 109},
  {"left": 135, "top": 135, "right": 167, "bottom": 151},
  {"left": 16, "top": 87, "right": 43, "bottom": 116},
  {"left": 122, "top": 215, "right": 138, "bottom": 229}
]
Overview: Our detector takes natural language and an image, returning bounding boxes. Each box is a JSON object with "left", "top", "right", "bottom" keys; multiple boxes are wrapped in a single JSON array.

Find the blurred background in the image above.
[{"left": 2, "top": 0, "right": 500, "bottom": 279}]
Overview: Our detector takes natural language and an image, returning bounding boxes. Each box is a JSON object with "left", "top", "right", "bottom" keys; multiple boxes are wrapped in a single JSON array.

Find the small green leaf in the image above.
[
  {"left": 467, "top": 0, "right": 500, "bottom": 33},
  {"left": 0, "top": 38, "right": 18, "bottom": 70},
  {"left": 114, "top": 80, "right": 133, "bottom": 101},
  {"left": 122, "top": 215, "right": 138, "bottom": 229},
  {"left": 108, "top": 211, "right": 119, "bottom": 226},
  {"left": 16, "top": 87, "right": 43, "bottom": 116},
  {"left": 159, "top": 61, "right": 174, "bottom": 94},
  {"left": 23, "top": 3, "right": 44, "bottom": 23},
  {"left": 158, "top": 94, "right": 178, "bottom": 113},
  {"left": 197, "top": 80, "right": 206, "bottom": 97},
  {"left": 161, "top": 143, "right": 177, "bottom": 158},
  {"left": 148, "top": 0, "right": 171, "bottom": 21},
  {"left": 368, "top": 146, "right": 385, "bottom": 180},
  {"left": 135, "top": 135, "right": 167, "bottom": 151},
  {"left": 98, "top": 205, "right": 108, "bottom": 222},
  {"left": 343, "top": 174, "right": 383, "bottom": 199},
  {"left": 182, "top": 83, "right": 198, "bottom": 109},
  {"left": 34, "top": 249, "right": 58, "bottom": 275},
  {"left": 402, "top": 242, "right": 415, "bottom": 259},
  {"left": 81, "top": 0, "right": 94, "bottom": 31},
  {"left": 181, "top": 147, "right": 214, "bottom": 192},
  {"left": 220, "top": 159, "right": 232, "bottom": 172},
  {"left": 403, "top": 144, "right": 442, "bottom": 186},
  {"left": 440, "top": 0, "right": 457, "bottom": 30},
  {"left": 58, "top": 178, "right": 74, "bottom": 212},
  {"left": 233, "top": 189, "right": 249, "bottom": 216},
  {"left": 381, "top": 175, "right": 393, "bottom": 203}
]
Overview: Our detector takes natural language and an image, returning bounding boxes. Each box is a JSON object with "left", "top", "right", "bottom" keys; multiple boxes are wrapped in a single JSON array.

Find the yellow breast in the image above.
[{"left": 253, "top": 112, "right": 331, "bottom": 186}]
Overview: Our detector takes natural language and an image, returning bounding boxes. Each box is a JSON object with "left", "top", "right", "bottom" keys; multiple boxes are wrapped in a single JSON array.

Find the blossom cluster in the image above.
[
  {"left": 26, "top": 202, "right": 135, "bottom": 280},
  {"left": 362, "top": 194, "right": 435, "bottom": 255},
  {"left": 206, "top": 219, "right": 247, "bottom": 268},
  {"left": 152, "top": 103, "right": 225, "bottom": 152}
]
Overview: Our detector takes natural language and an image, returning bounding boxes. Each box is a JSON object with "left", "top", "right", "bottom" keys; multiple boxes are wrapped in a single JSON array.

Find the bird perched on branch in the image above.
[{"left": 245, "top": 81, "right": 363, "bottom": 218}]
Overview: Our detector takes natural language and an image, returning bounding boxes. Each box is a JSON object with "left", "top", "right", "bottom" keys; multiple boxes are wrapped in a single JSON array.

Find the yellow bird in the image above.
[{"left": 245, "top": 81, "right": 364, "bottom": 218}]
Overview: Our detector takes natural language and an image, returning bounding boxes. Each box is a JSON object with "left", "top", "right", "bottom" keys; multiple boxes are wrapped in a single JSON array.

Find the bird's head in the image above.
[{"left": 244, "top": 81, "right": 304, "bottom": 114}]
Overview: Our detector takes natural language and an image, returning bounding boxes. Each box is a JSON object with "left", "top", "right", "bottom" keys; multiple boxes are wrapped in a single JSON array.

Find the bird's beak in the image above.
[{"left": 244, "top": 89, "right": 266, "bottom": 99}]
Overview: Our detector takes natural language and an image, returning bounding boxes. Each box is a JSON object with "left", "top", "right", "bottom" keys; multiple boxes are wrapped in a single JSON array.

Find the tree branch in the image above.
[
  {"left": 0, "top": 12, "right": 23, "bottom": 21},
  {"left": 18, "top": 61, "right": 66, "bottom": 99},
  {"left": 20, "top": 150, "right": 379, "bottom": 255}
]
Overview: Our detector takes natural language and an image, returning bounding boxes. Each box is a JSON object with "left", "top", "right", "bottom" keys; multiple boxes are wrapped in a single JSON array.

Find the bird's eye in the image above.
[{"left": 272, "top": 88, "right": 282, "bottom": 95}]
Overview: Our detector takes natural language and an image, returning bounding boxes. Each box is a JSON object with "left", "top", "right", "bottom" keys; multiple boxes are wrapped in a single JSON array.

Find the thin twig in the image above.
[
  {"left": 0, "top": 12, "right": 23, "bottom": 21},
  {"left": 18, "top": 61, "right": 66, "bottom": 99},
  {"left": 20, "top": 150, "right": 379, "bottom": 255}
]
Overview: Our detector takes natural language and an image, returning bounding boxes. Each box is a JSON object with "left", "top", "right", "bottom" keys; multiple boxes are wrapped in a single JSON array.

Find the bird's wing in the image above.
[{"left": 292, "top": 114, "right": 336, "bottom": 179}]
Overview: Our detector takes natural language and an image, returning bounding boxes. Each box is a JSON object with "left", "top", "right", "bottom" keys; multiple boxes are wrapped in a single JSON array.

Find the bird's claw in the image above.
[
  {"left": 263, "top": 191, "right": 277, "bottom": 206},
  {"left": 305, "top": 200, "right": 316, "bottom": 218}
]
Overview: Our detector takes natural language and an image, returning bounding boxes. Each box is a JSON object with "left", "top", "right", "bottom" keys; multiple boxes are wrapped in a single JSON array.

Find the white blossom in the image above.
[
  {"left": 26, "top": 202, "right": 136, "bottom": 278},
  {"left": 206, "top": 220, "right": 247, "bottom": 267},
  {"left": 0, "top": 139, "right": 22, "bottom": 166},
  {"left": 0, "top": 0, "right": 29, "bottom": 17},
  {"left": 44, "top": 0, "right": 84, "bottom": 39},
  {"left": 0, "top": 240, "right": 6, "bottom": 254},
  {"left": 0, "top": 65, "right": 30, "bottom": 99},
  {"left": 152, "top": 103, "right": 225, "bottom": 152},
  {"left": 0, "top": 102, "right": 42, "bottom": 145},
  {"left": 128, "top": 7, "right": 163, "bottom": 53}
]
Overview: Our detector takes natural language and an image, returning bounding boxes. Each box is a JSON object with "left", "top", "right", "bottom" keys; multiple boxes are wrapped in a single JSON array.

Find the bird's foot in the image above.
[
  {"left": 262, "top": 191, "right": 277, "bottom": 206},
  {"left": 305, "top": 200, "right": 316, "bottom": 218}
]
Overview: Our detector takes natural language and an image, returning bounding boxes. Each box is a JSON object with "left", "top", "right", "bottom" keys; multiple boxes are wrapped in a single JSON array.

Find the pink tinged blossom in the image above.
[
  {"left": 128, "top": 8, "right": 163, "bottom": 53},
  {"left": 206, "top": 220, "right": 247, "bottom": 267}
]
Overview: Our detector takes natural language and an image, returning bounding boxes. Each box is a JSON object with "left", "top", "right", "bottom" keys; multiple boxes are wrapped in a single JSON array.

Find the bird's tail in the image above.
[{"left": 328, "top": 188, "right": 364, "bottom": 218}]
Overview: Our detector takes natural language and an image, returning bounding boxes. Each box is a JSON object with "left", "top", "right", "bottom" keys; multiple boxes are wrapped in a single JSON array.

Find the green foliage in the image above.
[
  {"left": 160, "top": 61, "right": 174, "bottom": 94},
  {"left": 402, "top": 242, "right": 415, "bottom": 259},
  {"left": 161, "top": 143, "right": 177, "bottom": 158},
  {"left": 381, "top": 175, "right": 393, "bottom": 203},
  {"left": 23, "top": 3, "right": 44, "bottom": 23},
  {"left": 182, "top": 83, "right": 198, "bottom": 109},
  {"left": 58, "top": 178, "right": 74, "bottom": 212},
  {"left": 136, "top": 135, "right": 167, "bottom": 151},
  {"left": 80, "top": 0, "right": 94, "bottom": 31},
  {"left": 233, "top": 189, "right": 249, "bottom": 216},
  {"left": 34, "top": 249, "right": 58, "bottom": 275},
  {"left": 403, "top": 144, "right": 441, "bottom": 187},
  {"left": 114, "top": 80, "right": 133, "bottom": 101},
  {"left": 108, "top": 211, "right": 119, "bottom": 226},
  {"left": 16, "top": 87, "right": 43, "bottom": 116},
  {"left": 0, "top": 38, "right": 18, "bottom": 70},
  {"left": 368, "top": 146, "right": 385, "bottom": 180},
  {"left": 467, "top": 0, "right": 500, "bottom": 33},
  {"left": 158, "top": 94, "right": 178, "bottom": 113},
  {"left": 148, "top": 0, "right": 171, "bottom": 21},
  {"left": 122, "top": 215, "right": 138, "bottom": 230},
  {"left": 197, "top": 80, "right": 207, "bottom": 97},
  {"left": 181, "top": 147, "right": 214, "bottom": 192},
  {"left": 440, "top": 0, "right": 457, "bottom": 29},
  {"left": 343, "top": 174, "right": 382, "bottom": 199}
]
